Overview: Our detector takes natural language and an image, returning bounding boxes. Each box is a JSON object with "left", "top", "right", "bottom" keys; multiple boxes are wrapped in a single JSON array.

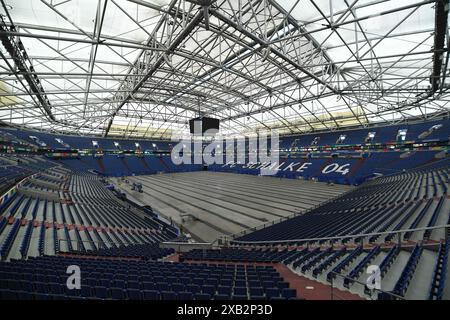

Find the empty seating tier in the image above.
[
  {"left": 234, "top": 159, "right": 449, "bottom": 244},
  {"left": 0, "top": 256, "right": 297, "bottom": 300},
  {"left": 0, "top": 162, "right": 178, "bottom": 261}
]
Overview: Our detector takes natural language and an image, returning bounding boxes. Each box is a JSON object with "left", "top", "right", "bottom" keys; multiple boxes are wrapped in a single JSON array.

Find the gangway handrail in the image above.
[
  {"left": 328, "top": 271, "right": 405, "bottom": 300},
  {"left": 161, "top": 241, "right": 212, "bottom": 246}
]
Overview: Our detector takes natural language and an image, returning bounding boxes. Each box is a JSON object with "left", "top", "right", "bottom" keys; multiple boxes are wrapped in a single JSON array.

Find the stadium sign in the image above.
[{"left": 219, "top": 161, "right": 352, "bottom": 176}]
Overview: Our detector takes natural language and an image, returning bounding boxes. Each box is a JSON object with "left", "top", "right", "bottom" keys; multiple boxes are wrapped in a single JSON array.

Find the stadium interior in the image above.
[{"left": 0, "top": 0, "right": 449, "bottom": 302}]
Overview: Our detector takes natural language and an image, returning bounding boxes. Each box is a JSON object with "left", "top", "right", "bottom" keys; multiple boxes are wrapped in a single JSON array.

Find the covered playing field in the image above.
[{"left": 116, "top": 172, "right": 352, "bottom": 242}]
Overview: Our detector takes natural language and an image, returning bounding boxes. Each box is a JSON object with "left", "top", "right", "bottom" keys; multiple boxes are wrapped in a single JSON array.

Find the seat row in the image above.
[{"left": 0, "top": 255, "right": 298, "bottom": 300}]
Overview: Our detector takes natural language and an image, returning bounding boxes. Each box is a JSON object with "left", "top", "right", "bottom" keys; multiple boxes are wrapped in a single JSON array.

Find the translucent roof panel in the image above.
[{"left": 0, "top": 0, "right": 448, "bottom": 138}]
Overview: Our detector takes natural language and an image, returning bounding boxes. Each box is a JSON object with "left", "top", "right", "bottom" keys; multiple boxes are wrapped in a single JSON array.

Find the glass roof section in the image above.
[{"left": 0, "top": 0, "right": 448, "bottom": 139}]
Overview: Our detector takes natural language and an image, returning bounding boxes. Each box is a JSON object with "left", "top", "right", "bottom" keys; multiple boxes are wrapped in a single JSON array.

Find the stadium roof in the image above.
[{"left": 0, "top": 0, "right": 449, "bottom": 139}]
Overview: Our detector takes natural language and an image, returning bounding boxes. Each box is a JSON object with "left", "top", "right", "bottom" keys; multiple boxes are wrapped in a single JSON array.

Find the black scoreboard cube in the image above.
[{"left": 189, "top": 117, "right": 220, "bottom": 134}]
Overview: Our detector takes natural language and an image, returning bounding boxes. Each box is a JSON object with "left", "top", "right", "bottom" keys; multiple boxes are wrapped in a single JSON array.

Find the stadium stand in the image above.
[
  {"left": 2, "top": 118, "right": 449, "bottom": 151},
  {"left": 279, "top": 118, "right": 450, "bottom": 150},
  {"left": 234, "top": 158, "right": 449, "bottom": 243},
  {"left": 0, "top": 0, "right": 450, "bottom": 303},
  {"left": 0, "top": 256, "right": 296, "bottom": 300},
  {"left": 2, "top": 116, "right": 448, "bottom": 184},
  {"left": 1, "top": 122, "right": 450, "bottom": 300},
  {"left": 1, "top": 128, "right": 172, "bottom": 152},
  {"left": 0, "top": 158, "right": 179, "bottom": 262},
  {"left": 210, "top": 159, "right": 448, "bottom": 300},
  {"left": 210, "top": 150, "right": 445, "bottom": 185}
]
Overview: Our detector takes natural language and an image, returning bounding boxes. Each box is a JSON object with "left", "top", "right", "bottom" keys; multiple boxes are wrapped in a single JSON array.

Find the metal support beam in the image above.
[
  {"left": 0, "top": 0, "right": 55, "bottom": 121},
  {"left": 431, "top": 0, "right": 449, "bottom": 92},
  {"left": 210, "top": 8, "right": 340, "bottom": 95},
  {"left": 103, "top": 10, "right": 204, "bottom": 137}
]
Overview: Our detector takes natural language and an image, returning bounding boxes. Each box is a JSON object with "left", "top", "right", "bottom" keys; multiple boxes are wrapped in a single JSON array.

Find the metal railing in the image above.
[
  {"left": 160, "top": 241, "right": 215, "bottom": 253},
  {"left": 57, "top": 238, "right": 219, "bottom": 254},
  {"left": 55, "top": 224, "right": 449, "bottom": 256},
  {"left": 57, "top": 239, "right": 131, "bottom": 252},
  {"left": 328, "top": 271, "right": 405, "bottom": 300},
  {"left": 227, "top": 224, "right": 450, "bottom": 246}
]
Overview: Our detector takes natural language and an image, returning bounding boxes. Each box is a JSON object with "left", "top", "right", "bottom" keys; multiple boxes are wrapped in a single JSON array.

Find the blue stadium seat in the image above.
[
  {"left": 269, "top": 296, "right": 286, "bottom": 300},
  {"left": 161, "top": 291, "right": 177, "bottom": 300},
  {"left": 250, "top": 287, "right": 264, "bottom": 297},
  {"left": 127, "top": 281, "right": 141, "bottom": 290},
  {"left": 233, "top": 287, "right": 247, "bottom": 296},
  {"left": 177, "top": 291, "right": 193, "bottom": 300},
  {"left": 281, "top": 288, "right": 296, "bottom": 299},
  {"left": 48, "top": 283, "right": 65, "bottom": 295},
  {"left": 80, "top": 286, "right": 92, "bottom": 297},
  {"left": 94, "top": 286, "right": 108, "bottom": 299},
  {"left": 179, "top": 277, "right": 191, "bottom": 285},
  {"left": 143, "top": 290, "right": 159, "bottom": 300},
  {"left": 201, "top": 285, "right": 215, "bottom": 295},
  {"left": 186, "top": 284, "right": 200, "bottom": 294},
  {"left": 126, "top": 289, "right": 142, "bottom": 299},
  {"left": 156, "top": 282, "right": 170, "bottom": 291},
  {"left": 142, "top": 281, "right": 155, "bottom": 291},
  {"left": 34, "top": 293, "right": 51, "bottom": 300},
  {"left": 195, "top": 293, "right": 211, "bottom": 300},
  {"left": 265, "top": 288, "right": 280, "bottom": 299},
  {"left": 0, "top": 289, "right": 17, "bottom": 300},
  {"left": 277, "top": 282, "right": 289, "bottom": 289},
  {"left": 250, "top": 295, "right": 266, "bottom": 300},
  {"left": 235, "top": 280, "right": 246, "bottom": 287},
  {"left": 16, "top": 291, "right": 33, "bottom": 300},
  {"left": 171, "top": 283, "right": 185, "bottom": 293},
  {"left": 219, "top": 279, "right": 232, "bottom": 286},
  {"left": 110, "top": 287, "right": 126, "bottom": 299},
  {"left": 34, "top": 282, "right": 49, "bottom": 294}
]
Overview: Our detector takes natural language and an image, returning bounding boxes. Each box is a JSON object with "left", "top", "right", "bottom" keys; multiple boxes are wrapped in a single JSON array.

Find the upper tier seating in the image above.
[
  {"left": 0, "top": 155, "right": 59, "bottom": 194},
  {"left": 2, "top": 118, "right": 449, "bottom": 152},
  {"left": 279, "top": 118, "right": 450, "bottom": 150},
  {"left": 1, "top": 128, "right": 172, "bottom": 151}
]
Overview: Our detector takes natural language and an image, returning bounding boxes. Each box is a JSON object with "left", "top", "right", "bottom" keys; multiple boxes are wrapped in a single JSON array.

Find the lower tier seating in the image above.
[
  {"left": 0, "top": 166, "right": 178, "bottom": 261},
  {"left": 235, "top": 158, "right": 449, "bottom": 244},
  {"left": 0, "top": 256, "right": 297, "bottom": 300},
  {"left": 178, "top": 243, "right": 449, "bottom": 300}
]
